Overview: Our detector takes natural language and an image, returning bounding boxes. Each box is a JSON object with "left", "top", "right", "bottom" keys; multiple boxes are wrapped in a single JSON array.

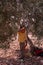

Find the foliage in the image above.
[{"left": 0, "top": 0, "right": 43, "bottom": 49}]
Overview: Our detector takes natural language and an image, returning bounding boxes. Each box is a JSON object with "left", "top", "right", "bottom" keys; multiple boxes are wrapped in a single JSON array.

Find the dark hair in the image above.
[{"left": 20, "top": 24, "right": 24, "bottom": 28}]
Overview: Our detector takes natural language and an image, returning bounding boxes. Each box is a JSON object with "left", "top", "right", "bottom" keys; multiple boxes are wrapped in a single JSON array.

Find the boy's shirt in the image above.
[{"left": 18, "top": 27, "right": 27, "bottom": 43}]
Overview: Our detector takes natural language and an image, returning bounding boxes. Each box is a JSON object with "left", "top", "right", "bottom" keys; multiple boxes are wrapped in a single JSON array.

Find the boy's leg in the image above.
[
  {"left": 20, "top": 42, "right": 25, "bottom": 59},
  {"left": 20, "top": 42, "right": 28, "bottom": 58}
]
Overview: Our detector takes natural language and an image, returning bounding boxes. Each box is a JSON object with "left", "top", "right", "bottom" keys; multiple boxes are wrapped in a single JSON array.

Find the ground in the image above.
[{"left": 0, "top": 33, "right": 43, "bottom": 65}]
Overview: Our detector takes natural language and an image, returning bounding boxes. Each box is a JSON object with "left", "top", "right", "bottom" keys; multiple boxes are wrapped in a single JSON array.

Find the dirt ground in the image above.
[{"left": 0, "top": 34, "right": 43, "bottom": 65}]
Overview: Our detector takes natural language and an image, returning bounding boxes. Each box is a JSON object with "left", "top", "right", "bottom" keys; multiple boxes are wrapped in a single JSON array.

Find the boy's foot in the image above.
[{"left": 18, "top": 56, "right": 25, "bottom": 59}]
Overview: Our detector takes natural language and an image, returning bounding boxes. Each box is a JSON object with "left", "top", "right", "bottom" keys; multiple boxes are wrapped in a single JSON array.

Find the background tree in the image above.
[{"left": 0, "top": 0, "right": 43, "bottom": 49}]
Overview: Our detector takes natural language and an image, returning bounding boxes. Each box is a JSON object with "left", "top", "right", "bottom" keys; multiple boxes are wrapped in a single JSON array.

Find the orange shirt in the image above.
[{"left": 18, "top": 28, "right": 27, "bottom": 43}]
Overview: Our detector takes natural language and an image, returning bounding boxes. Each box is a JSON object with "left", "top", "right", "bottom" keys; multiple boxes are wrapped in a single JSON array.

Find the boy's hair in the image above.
[{"left": 20, "top": 24, "right": 25, "bottom": 29}]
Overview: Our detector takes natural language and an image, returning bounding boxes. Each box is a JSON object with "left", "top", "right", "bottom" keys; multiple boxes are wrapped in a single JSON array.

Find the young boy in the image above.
[{"left": 18, "top": 24, "right": 28, "bottom": 59}]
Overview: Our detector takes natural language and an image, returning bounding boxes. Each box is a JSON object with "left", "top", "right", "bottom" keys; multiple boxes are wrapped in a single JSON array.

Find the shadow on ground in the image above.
[{"left": 0, "top": 56, "right": 43, "bottom": 65}]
